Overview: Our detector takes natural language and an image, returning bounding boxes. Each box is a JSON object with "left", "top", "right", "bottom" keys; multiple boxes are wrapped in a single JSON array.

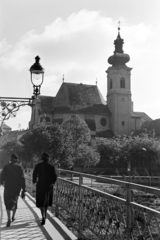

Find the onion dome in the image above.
[{"left": 108, "top": 25, "right": 130, "bottom": 66}]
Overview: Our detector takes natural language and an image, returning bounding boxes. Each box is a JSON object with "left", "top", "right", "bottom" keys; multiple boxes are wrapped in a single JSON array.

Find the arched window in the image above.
[
  {"left": 120, "top": 77, "right": 125, "bottom": 88},
  {"left": 110, "top": 79, "right": 113, "bottom": 89},
  {"left": 122, "top": 121, "right": 125, "bottom": 126}
]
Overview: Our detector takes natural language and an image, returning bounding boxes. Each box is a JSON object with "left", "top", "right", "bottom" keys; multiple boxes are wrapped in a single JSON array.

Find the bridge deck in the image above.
[{"left": 0, "top": 186, "right": 77, "bottom": 240}]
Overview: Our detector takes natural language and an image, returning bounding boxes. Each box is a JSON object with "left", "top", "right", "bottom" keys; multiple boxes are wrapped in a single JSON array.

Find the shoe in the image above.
[
  {"left": 12, "top": 216, "right": 15, "bottom": 222},
  {"left": 41, "top": 217, "right": 45, "bottom": 225},
  {"left": 6, "top": 220, "right": 11, "bottom": 227}
]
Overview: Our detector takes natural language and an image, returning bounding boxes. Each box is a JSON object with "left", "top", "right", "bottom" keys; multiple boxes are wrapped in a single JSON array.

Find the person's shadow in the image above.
[{"left": 0, "top": 222, "right": 30, "bottom": 231}]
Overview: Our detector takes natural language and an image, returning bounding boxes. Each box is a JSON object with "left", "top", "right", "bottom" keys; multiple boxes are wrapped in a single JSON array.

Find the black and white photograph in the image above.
[{"left": 0, "top": 1, "right": 160, "bottom": 239}]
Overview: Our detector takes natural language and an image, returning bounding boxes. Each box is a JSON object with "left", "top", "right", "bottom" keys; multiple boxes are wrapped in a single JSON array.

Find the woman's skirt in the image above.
[{"left": 4, "top": 187, "right": 19, "bottom": 210}]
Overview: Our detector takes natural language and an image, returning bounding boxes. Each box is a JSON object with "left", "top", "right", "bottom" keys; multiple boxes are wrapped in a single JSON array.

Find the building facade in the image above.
[
  {"left": 1, "top": 123, "right": 12, "bottom": 134},
  {"left": 29, "top": 29, "right": 152, "bottom": 137}
]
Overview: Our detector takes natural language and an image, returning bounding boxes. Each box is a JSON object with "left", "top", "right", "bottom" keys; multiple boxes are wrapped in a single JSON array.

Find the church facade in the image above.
[{"left": 29, "top": 29, "right": 152, "bottom": 137}]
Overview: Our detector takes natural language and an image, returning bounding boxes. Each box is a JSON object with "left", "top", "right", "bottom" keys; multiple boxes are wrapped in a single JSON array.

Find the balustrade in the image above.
[{"left": 25, "top": 169, "right": 160, "bottom": 240}]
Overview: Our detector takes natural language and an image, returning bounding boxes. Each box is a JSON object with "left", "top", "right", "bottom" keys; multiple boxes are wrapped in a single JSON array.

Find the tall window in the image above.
[
  {"left": 122, "top": 121, "right": 125, "bottom": 126},
  {"left": 110, "top": 79, "right": 113, "bottom": 89},
  {"left": 120, "top": 77, "right": 125, "bottom": 88}
]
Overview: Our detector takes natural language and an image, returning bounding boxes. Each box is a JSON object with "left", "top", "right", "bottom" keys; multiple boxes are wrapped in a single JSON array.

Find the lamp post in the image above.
[
  {"left": 0, "top": 56, "right": 45, "bottom": 133},
  {"left": 30, "top": 56, "right": 45, "bottom": 98}
]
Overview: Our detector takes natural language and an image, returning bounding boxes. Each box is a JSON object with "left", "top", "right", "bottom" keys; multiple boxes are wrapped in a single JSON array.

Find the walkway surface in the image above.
[{"left": 0, "top": 186, "right": 77, "bottom": 240}]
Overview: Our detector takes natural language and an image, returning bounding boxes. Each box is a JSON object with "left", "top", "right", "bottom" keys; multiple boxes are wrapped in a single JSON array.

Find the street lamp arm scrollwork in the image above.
[
  {"left": 0, "top": 97, "right": 34, "bottom": 126},
  {"left": 0, "top": 56, "right": 45, "bottom": 133}
]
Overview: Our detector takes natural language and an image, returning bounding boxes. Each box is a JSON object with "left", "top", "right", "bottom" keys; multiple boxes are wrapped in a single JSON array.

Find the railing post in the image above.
[
  {"left": 30, "top": 175, "right": 33, "bottom": 196},
  {"left": 126, "top": 183, "right": 132, "bottom": 240},
  {"left": 78, "top": 174, "right": 82, "bottom": 239},
  {"left": 70, "top": 173, "right": 73, "bottom": 181},
  {"left": 149, "top": 176, "right": 151, "bottom": 186},
  {"left": 55, "top": 168, "right": 59, "bottom": 217}
]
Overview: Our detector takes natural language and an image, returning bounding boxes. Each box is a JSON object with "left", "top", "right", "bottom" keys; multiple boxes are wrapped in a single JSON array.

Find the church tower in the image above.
[{"left": 106, "top": 25, "right": 132, "bottom": 135}]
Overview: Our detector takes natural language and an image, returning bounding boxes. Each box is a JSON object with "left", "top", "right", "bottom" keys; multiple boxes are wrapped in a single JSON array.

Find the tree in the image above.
[
  {"left": 75, "top": 143, "right": 100, "bottom": 168},
  {"left": 60, "top": 116, "right": 97, "bottom": 168},
  {"left": 0, "top": 130, "right": 27, "bottom": 165},
  {"left": 95, "top": 134, "right": 160, "bottom": 175},
  {"left": 42, "top": 124, "right": 64, "bottom": 162},
  {"left": 95, "top": 137, "right": 122, "bottom": 168},
  {"left": 19, "top": 123, "right": 63, "bottom": 164},
  {"left": 111, "top": 134, "right": 160, "bottom": 175},
  {"left": 121, "top": 134, "right": 160, "bottom": 175}
]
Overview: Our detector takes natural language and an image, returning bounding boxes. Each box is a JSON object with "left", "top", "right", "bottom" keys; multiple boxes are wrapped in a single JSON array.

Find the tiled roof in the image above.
[
  {"left": 53, "top": 82, "right": 106, "bottom": 110},
  {"left": 53, "top": 104, "right": 111, "bottom": 116},
  {"left": 132, "top": 112, "right": 152, "bottom": 121},
  {"left": 39, "top": 95, "right": 55, "bottom": 113},
  {"left": 77, "top": 104, "right": 111, "bottom": 116},
  {"left": 2, "top": 123, "right": 11, "bottom": 129},
  {"left": 53, "top": 107, "right": 72, "bottom": 114}
]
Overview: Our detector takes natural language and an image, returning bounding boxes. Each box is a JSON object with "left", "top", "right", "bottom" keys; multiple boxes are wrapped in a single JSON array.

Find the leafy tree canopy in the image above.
[
  {"left": 19, "top": 124, "right": 63, "bottom": 162},
  {"left": 95, "top": 134, "right": 160, "bottom": 174},
  {"left": 59, "top": 116, "right": 97, "bottom": 168}
]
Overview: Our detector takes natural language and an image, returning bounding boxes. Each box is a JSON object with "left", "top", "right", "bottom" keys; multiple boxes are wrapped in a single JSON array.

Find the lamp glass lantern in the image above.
[{"left": 29, "top": 56, "right": 45, "bottom": 98}]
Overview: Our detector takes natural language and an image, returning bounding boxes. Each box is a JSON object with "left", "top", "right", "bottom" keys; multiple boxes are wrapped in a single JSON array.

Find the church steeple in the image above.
[
  {"left": 114, "top": 22, "right": 124, "bottom": 53},
  {"left": 106, "top": 24, "right": 132, "bottom": 136},
  {"left": 108, "top": 23, "right": 130, "bottom": 66}
]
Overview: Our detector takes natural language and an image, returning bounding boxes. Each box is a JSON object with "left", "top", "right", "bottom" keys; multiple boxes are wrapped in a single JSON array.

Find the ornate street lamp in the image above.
[
  {"left": 30, "top": 56, "right": 44, "bottom": 98},
  {"left": 0, "top": 56, "right": 45, "bottom": 133}
]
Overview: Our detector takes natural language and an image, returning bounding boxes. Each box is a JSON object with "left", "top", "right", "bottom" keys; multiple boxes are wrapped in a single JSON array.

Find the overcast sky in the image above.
[{"left": 0, "top": 0, "right": 160, "bottom": 130}]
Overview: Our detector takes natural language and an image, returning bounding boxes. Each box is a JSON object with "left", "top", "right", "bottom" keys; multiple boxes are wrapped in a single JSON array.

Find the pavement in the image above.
[{"left": 0, "top": 186, "right": 77, "bottom": 240}]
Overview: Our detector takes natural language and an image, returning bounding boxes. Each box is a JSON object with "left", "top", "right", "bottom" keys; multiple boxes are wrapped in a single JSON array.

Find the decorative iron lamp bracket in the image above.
[
  {"left": 0, "top": 56, "right": 45, "bottom": 133},
  {"left": 0, "top": 97, "right": 34, "bottom": 127}
]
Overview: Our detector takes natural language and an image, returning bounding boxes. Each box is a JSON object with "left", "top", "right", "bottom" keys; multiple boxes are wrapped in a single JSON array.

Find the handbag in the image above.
[{"left": 21, "top": 190, "right": 26, "bottom": 199}]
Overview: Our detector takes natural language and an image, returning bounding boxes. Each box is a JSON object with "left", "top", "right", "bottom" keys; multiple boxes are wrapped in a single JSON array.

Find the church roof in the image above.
[
  {"left": 53, "top": 82, "right": 106, "bottom": 111},
  {"left": 77, "top": 104, "right": 111, "bottom": 116},
  {"left": 2, "top": 123, "right": 11, "bottom": 129},
  {"left": 39, "top": 95, "right": 55, "bottom": 113},
  {"left": 132, "top": 112, "right": 152, "bottom": 122},
  {"left": 53, "top": 104, "right": 111, "bottom": 116}
]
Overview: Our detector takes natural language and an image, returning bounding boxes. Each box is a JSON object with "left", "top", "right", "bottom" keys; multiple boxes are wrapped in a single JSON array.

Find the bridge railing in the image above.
[{"left": 25, "top": 169, "right": 160, "bottom": 240}]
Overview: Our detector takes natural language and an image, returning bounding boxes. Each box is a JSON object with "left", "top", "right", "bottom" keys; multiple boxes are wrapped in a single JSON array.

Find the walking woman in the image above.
[
  {"left": 0, "top": 154, "right": 26, "bottom": 227},
  {"left": 32, "top": 152, "right": 57, "bottom": 225}
]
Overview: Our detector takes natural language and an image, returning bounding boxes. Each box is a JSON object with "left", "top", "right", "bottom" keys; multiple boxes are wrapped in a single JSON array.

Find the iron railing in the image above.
[{"left": 25, "top": 169, "right": 160, "bottom": 240}]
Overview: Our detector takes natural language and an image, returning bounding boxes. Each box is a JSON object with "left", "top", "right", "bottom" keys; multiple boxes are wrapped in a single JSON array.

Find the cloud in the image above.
[
  {"left": 0, "top": 9, "right": 152, "bottom": 71},
  {"left": 0, "top": 9, "right": 153, "bottom": 103},
  {"left": 0, "top": 9, "right": 155, "bottom": 129}
]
